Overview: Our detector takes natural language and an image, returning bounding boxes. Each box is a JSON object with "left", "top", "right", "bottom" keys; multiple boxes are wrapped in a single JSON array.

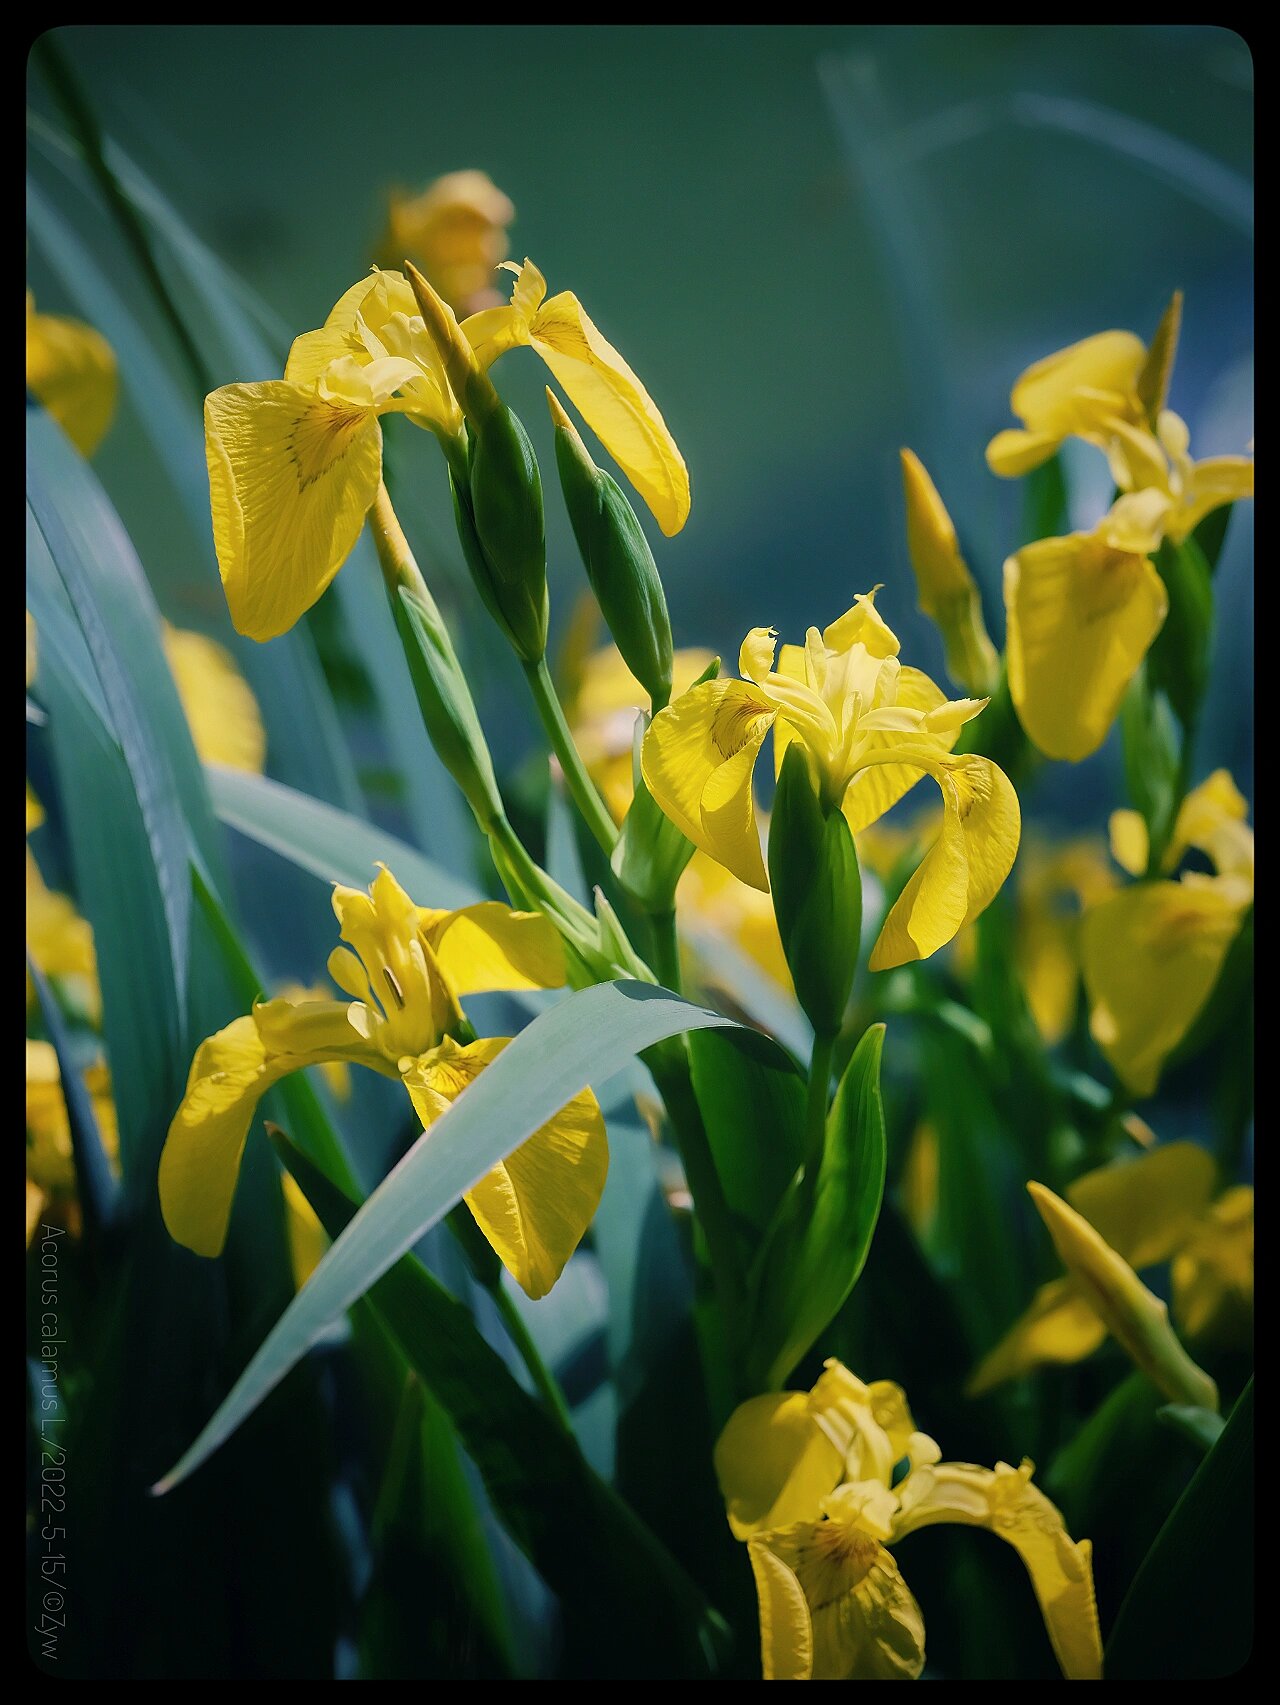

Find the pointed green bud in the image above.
[
  {"left": 449, "top": 415, "right": 549, "bottom": 664},
  {"left": 1137, "top": 289, "right": 1183, "bottom": 427},
  {"left": 549, "top": 389, "right": 673, "bottom": 710},
  {"left": 768, "top": 744, "right": 861, "bottom": 1038}
]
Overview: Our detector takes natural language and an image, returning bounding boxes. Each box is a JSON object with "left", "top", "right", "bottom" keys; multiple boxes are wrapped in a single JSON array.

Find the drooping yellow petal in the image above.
[
  {"left": 205, "top": 381, "right": 383, "bottom": 641},
  {"left": 985, "top": 427, "right": 1067, "bottom": 478},
  {"left": 526, "top": 289, "right": 690, "bottom": 535},
  {"left": 1027, "top": 1181, "right": 1218, "bottom": 1411},
  {"left": 642, "top": 678, "right": 775, "bottom": 890},
  {"left": 26, "top": 303, "right": 118, "bottom": 457},
  {"left": 159, "top": 1000, "right": 383, "bottom": 1258},
  {"left": 420, "top": 902, "right": 566, "bottom": 995},
  {"left": 869, "top": 756, "right": 1020, "bottom": 970},
  {"left": 1170, "top": 455, "right": 1254, "bottom": 541},
  {"left": 162, "top": 623, "right": 266, "bottom": 773},
  {"left": 713, "top": 1392, "right": 845, "bottom": 1540},
  {"left": 1081, "top": 879, "right": 1247, "bottom": 1096},
  {"left": 1171, "top": 1186, "right": 1253, "bottom": 1347},
  {"left": 1004, "top": 529, "right": 1168, "bottom": 762},
  {"left": 757, "top": 1521, "right": 927, "bottom": 1680},
  {"left": 747, "top": 1540, "right": 814, "bottom": 1680},
  {"left": 404, "top": 1037, "right": 608, "bottom": 1300},
  {"left": 1067, "top": 1141, "right": 1216, "bottom": 1270},
  {"left": 891, "top": 1458, "right": 1102, "bottom": 1681},
  {"left": 966, "top": 1277, "right": 1107, "bottom": 1395}
]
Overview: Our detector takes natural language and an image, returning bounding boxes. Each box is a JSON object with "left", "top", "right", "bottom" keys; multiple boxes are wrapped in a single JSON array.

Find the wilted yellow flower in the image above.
[
  {"left": 1083, "top": 772, "right": 1252, "bottom": 1096},
  {"left": 162, "top": 623, "right": 266, "bottom": 773},
  {"left": 26, "top": 1039, "right": 119, "bottom": 1244},
  {"left": 970, "top": 1142, "right": 1250, "bottom": 1394},
  {"left": 715, "top": 1359, "right": 1101, "bottom": 1680},
  {"left": 643, "top": 590, "right": 1020, "bottom": 970},
  {"left": 26, "top": 290, "right": 117, "bottom": 457},
  {"left": 1004, "top": 490, "right": 1169, "bottom": 762},
  {"left": 1018, "top": 1180, "right": 1218, "bottom": 1411},
  {"left": 379, "top": 170, "right": 515, "bottom": 315},
  {"left": 159, "top": 866, "right": 605, "bottom": 1299}
]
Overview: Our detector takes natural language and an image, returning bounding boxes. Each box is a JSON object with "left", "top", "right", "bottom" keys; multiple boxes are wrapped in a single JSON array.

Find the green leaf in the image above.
[
  {"left": 1192, "top": 502, "right": 1233, "bottom": 574},
  {"left": 1156, "top": 1403, "right": 1225, "bottom": 1454},
  {"left": 272, "top": 1131, "right": 728, "bottom": 1678},
  {"left": 745, "top": 1023, "right": 888, "bottom": 1389},
  {"left": 688, "top": 1027, "right": 806, "bottom": 1242},
  {"left": 155, "top": 982, "right": 741, "bottom": 1492},
  {"left": 204, "top": 763, "right": 478, "bottom": 912},
  {"left": 1147, "top": 535, "right": 1214, "bottom": 732},
  {"left": 1105, "top": 1379, "right": 1252, "bottom": 1679},
  {"left": 1120, "top": 666, "right": 1182, "bottom": 870},
  {"left": 1021, "top": 451, "right": 1069, "bottom": 544}
]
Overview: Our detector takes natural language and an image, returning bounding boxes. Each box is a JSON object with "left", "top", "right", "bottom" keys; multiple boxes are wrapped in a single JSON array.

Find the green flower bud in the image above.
[
  {"left": 460, "top": 405, "right": 549, "bottom": 664},
  {"left": 768, "top": 743, "right": 862, "bottom": 1038},
  {"left": 392, "top": 585, "right": 504, "bottom": 831},
  {"left": 549, "top": 390, "right": 673, "bottom": 710}
]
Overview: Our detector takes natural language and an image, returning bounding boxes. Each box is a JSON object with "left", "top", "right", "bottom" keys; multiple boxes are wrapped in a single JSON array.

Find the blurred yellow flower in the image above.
[
  {"left": 27, "top": 848, "right": 100, "bottom": 1026},
  {"left": 159, "top": 866, "right": 604, "bottom": 1300},
  {"left": 26, "top": 290, "right": 118, "bottom": 457},
  {"left": 986, "top": 327, "right": 1150, "bottom": 478},
  {"left": 162, "top": 623, "right": 266, "bottom": 773},
  {"left": 379, "top": 170, "right": 515, "bottom": 316},
  {"left": 1014, "top": 839, "right": 1118, "bottom": 1045},
  {"left": 1004, "top": 490, "right": 1169, "bottom": 762},
  {"left": 970, "top": 1142, "right": 1250, "bottom": 1394},
  {"left": 715, "top": 1359, "right": 1101, "bottom": 1680},
  {"left": 1106, "top": 409, "right": 1254, "bottom": 546},
  {"left": 643, "top": 591, "right": 1020, "bottom": 970},
  {"left": 1083, "top": 772, "right": 1252, "bottom": 1096},
  {"left": 26, "top": 1039, "right": 119, "bottom": 1245}
]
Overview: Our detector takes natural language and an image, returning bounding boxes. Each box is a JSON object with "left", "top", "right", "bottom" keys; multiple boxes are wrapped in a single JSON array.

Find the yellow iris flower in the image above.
[
  {"left": 970, "top": 1142, "right": 1251, "bottom": 1395},
  {"left": 564, "top": 633, "right": 791, "bottom": 991},
  {"left": 1004, "top": 490, "right": 1170, "bottom": 762},
  {"left": 641, "top": 591, "right": 1020, "bottom": 971},
  {"left": 26, "top": 290, "right": 118, "bottom": 457},
  {"left": 986, "top": 327, "right": 1151, "bottom": 478},
  {"left": 1082, "top": 772, "right": 1252, "bottom": 1096},
  {"left": 26, "top": 1039, "right": 119, "bottom": 1245},
  {"left": 158, "top": 865, "right": 606, "bottom": 1299},
  {"left": 377, "top": 170, "right": 515, "bottom": 315},
  {"left": 715, "top": 1358, "right": 1102, "bottom": 1681},
  {"left": 27, "top": 847, "right": 100, "bottom": 1026},
  {"left": 206, "top": 257, "right": 687, "bottom": 641},
  {"left": 1014, "top": 839, "right": 1118, "bottom": 1045},
  {"left": 162, "top": 623, "right": 266, "bottom": 774},
  {"left": 1105, "top": 409, "right": 1254, "bottom": 546}
]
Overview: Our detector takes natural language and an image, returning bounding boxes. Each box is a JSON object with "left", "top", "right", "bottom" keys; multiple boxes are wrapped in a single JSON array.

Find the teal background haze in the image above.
[{"left": 30, "top": 24, "right": 1253, "bottom": 818}]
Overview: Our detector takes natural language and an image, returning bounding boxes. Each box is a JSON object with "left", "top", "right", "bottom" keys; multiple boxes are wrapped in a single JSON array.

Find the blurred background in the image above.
[{"left": 30, "top": 24, "right": 1253, "bottom": 810}]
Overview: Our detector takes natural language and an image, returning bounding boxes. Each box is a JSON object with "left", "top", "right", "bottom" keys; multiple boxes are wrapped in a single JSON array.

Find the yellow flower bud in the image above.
[{"left": 899, "top": 450, "right": 998, "bottom": 696}]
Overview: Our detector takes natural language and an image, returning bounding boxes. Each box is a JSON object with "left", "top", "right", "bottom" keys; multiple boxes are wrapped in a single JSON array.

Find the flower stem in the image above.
[
  {"left": 650, "top": 909, "right": 682, "bottom": 994},
  {"left": 523, "top": 655, "right": 619, "bottom": 859},
  {"left": 804, "top": 1031, "right": 836, "bottom": 1178}
]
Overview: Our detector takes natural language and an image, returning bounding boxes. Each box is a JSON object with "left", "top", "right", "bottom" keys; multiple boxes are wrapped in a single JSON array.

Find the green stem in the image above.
[
  {"left": 34, "top": 35, "right": 213, "bottom": 404},
  {"left": 650, "top": 909, "right": 682, "bottom": 994},
  {"left": 491, "top": 1279, "right": 575, "bottom": 1432},
  {"left": 804, "top": 1032, "right": 836, "bottom": 1178},
  {"left": 523, "top": 655, "right": 619, "bottom": 859}
]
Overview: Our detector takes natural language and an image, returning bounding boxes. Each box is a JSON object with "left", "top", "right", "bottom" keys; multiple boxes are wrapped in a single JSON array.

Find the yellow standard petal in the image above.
[
  {"left": 525, "top": 282, "right": 690, "bottom": 535},
  {"left": 869, "top": 756, "right": 1020, "bottom": 970},
  {"left": 1004, "top": 526, "right": 1168, "bottom": 762},
  {"left": 892, "top": 1458, "right": 1103, "bottom": 1681},
  {"left": 205, "top": 381, "right": 383, "bottom": 641},
  {"left": 642, "top": 678, "right": 776, "bottom": 890},
  {"left": 1081, "top": 879, "right": 1247, "bottom": 1096},
  {"left": 714, "top": 1392, "right": 845, "bottom": 1540},
  {"left": 162, "top": 623, "right": 266, "bottom": 773},
  {"left": 420, "top": 902, "right": 566, "bottom": 995},
  {"left": 403, "top": 1037, "right": 608, "bottom": 1300},
  {"left": 26, "top": 299, "right": 118, "bottom": 457}
]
